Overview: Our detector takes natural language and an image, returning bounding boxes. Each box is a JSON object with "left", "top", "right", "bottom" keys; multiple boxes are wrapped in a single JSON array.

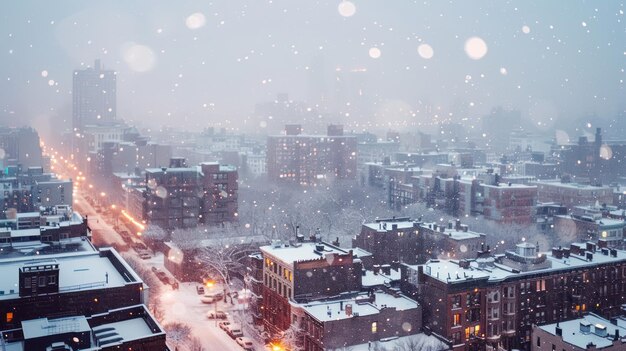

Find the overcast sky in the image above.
[{"left": 1, "top": 1, "right": 624, "bottom": 137}]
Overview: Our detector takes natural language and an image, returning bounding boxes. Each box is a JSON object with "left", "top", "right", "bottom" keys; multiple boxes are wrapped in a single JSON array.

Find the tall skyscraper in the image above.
[{"left": 72, "top": 59, "right": 116, "bottom": 132}]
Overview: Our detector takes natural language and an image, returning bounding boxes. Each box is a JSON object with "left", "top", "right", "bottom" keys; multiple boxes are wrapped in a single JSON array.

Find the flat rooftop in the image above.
[
  {"left": 260, "top": 241, "right": 350, "bottom": 266},
  {"left": 538, "top": 313, "right": 626, "bottom": 349},
  {"left": 0, "top": 249, "right": 138, "bottom": 300},
  {"left": 1, "top": 305, "right": 165, "bottom": 351},
  {"left": 420, "top": 244, "right": 626, "bottom": 284},
  {"left": 299, "top": 290, "right": 418, "bottom": 323},
  {"left": 534, "top": 180, "right": 612, "bottom": 190}
]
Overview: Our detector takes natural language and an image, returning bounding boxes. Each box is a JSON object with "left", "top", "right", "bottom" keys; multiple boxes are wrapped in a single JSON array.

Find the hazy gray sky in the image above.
[{"left": 1, "top": 1, "right": 624, "bottom": 136}]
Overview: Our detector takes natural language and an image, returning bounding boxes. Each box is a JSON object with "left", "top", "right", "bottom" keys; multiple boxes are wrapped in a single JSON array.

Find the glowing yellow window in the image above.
[
  {"left": 6, "top": 312, "right": 13, "bottom": 323},
  {"left": 371, "top": 322, "right": 377, "bottom": 333},
  {"left": 465, "top": 327, "right": 470, "bottom": 339},
  {"left": 453, "top": 313, "right": 461, "bottom": 326}
]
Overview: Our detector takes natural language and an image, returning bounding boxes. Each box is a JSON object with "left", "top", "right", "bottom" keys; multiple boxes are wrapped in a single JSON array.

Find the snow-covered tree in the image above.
[{"left": 164, "top": 322, "right": 191, "bottom": 350}]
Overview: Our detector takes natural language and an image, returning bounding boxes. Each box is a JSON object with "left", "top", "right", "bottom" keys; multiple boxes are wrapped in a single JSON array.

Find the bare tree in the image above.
[
  {"left": 164, "top": 322, "right": 191, "bottom": 350},
  {"left": 188, "top": 337, "right": 204, "bottom": 351},
  {"left": 281, "top": 323, "right": 304, "bottom": 351}
]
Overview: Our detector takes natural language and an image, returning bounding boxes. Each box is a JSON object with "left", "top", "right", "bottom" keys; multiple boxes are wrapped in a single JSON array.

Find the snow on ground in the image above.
[{"left": 159, "top": 282, "right": 246, "bottom": 350}]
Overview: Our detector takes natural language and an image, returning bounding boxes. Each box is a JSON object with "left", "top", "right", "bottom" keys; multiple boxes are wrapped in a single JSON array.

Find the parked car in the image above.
[
  {"left": 138, "top": 251, "right": 151, "bottom": 259},
  {"left": 206, "top": 310, "right": 228, "bottom": 319},
  {"left": 235, "top": 337, "right": 254, "bottom": 350},
  {"left": 218, "top": 321, "right": 231, "bottom": 331},
  {"left": 226, "top": 324, "right": 243, "bottom": 339}
]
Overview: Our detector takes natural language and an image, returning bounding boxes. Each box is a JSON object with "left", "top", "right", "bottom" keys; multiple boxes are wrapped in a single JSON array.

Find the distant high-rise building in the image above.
[{"left": 72, "top": 59, "right": 116, "bottom": 132}]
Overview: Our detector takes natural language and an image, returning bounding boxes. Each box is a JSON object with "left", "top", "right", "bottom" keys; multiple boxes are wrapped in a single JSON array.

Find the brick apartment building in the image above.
[
  {"left": 260, "top": 240, "right": 362, "bottom": 333},
  {"left": 143, "top": 158, "right": 238, "bottom": 230},
  {"left": 418, "top": 171, "right": 538, "bottom": 225},
  {"left": 260, "top": 239, "right": 424, "bottom": 351},
  {"left": 0, "top": 248, "right": 149, "bottom": 330},
  {"left": 535, "top": 180, "right": 613, "bottom": 211},
  {"left": 1, "top": 304, "right": 166, "bottom": 351},
  {"left": 532, "top": 313, "right": 626, "bottom": 351},
  {"left": 352, "top": 217, "right": 485, "bottom": 266},
  {"left": 401, "top": 241, "right": 626, "bottom": 351},
  {"left": 266, "top": 124, "right": 357, "bottom": 186}
]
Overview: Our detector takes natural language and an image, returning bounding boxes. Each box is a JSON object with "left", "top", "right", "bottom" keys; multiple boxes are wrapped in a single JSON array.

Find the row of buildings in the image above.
[
  {"left": 0, "top": 204, "right": 168, "bottom": 350},
  {"left": 246, "top": 215, "right": 626, "bottom": 351}
]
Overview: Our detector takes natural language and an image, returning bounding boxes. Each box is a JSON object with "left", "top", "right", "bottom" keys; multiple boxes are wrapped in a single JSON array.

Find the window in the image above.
[
  {"left": 6, "top": 312, "right": 13, "bottom": 323},
  {"left": 537, "top": 336, "right": 541, "bottom": 347},
  {"left": 452, "top": 295, "right": 461, "bottom": 309},
  {"left": 536, "top": 279, "right": 546, "bottom": 291},
  {"left": 452, "top": 332, "right": 461, "bottom": 344},
  {"left": 48, "top": 275, "right": 56, "bottom": 285},
  {"left": 371, "top": 322, "right": 377, "bottom": 333},
  {"left": 38, "top": 276, "right": 46, "bottom": 287},
  {"left": 453, "top": 313, "right": 461, "bottom": 326}
]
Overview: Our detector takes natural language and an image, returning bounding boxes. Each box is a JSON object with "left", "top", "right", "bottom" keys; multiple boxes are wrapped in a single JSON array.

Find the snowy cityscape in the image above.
[{"left": 0, "top": 1, "right": 625, "bottom": 351}]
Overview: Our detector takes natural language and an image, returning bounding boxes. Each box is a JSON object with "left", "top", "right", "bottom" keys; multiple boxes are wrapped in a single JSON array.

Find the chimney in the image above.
[
  {"left": 448, "top": 220, "right": 453, "bottom": 230},
  {"left": 381, "top": 264, "right": 391, "bottom": 275},
  {"left": 615, "top": 329, "right": 620, "bottom": 341},
  {"left": 552, "top": 247, "right": 563, "bottom": 259},
  {"left": 296, "top": 225, "right": 304, "bottom": 242},
  {"left": 455, "top": 219, "right": 461, "bottom": 231},
  {"left": 340, "top": 301, "right": 344, "bottom": 310},
  {"left": 345, "top": 304, "right": 353, "bottom": 316},
  {"left": 439, "top": 225, "right": 445, "bottom": 233},
  {"left": 556, "top": 325, "right": 562, "bottom": 336},
  {"left": 392, "top": 224, "right": 398, "bottom": 230}
]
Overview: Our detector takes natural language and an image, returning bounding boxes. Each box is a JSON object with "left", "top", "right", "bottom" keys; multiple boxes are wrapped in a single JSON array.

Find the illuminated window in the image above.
[
  {"left": 371, "top": 322, "right": 377, "bottom": 333},
  {"left": 6, "top": 312, "right": 13, "bottom": 323},
  {"left": 465, "top": 327, "right": 470, "bottom": 339},
  {"left": 453, "top": 313, "right": 461, "bottom": 326}
]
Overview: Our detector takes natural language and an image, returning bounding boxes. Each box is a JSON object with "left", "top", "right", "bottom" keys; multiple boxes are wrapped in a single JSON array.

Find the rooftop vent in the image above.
[
  {"left": 580, "top": 321, "right": 591, "bottom": 333},
  {"left": 594, "top": 324, "right": 607, "bottom": 337}
]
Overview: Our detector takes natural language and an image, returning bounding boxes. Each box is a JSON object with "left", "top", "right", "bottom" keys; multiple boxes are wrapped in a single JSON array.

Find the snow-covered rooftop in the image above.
[
  {"left": 420, "top": 244, "right": 626, "bottom": 284},
  {"left": 422, "top": 222, "right": 484, "bottom": 241},
  {"left": 538, "top": 313, "right": 626, "bottom": 349},
  {"left": 363, "top": 220, "right": 418, "bottom": 232},
  {"left": 22, "top": 316, "right": 90, "bottom": 339},
  {"left": 260, "top": 241, "right": 350, "bottom": 266},
  {"left": 92, "top": 317, "right": 154, "bottom": 344},
  {"left": 362, "top": 268, "right": 401, "bottom": 288},
  {"left": 534, "top": 180, "right": 611, "bottom": 190},
  {"left": 0, "top": 250, "right": 135, "bottom": 300},
  {"left": 298, "top": 291, "right": 418, "bottom": 323}
]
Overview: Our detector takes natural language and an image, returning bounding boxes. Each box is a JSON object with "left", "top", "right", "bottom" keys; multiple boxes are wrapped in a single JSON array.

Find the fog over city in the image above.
[
  {"left": 1, "top": 1, "right": 624, "bottom": 138},
  {"left": 1, "top": 2, "right": 626, "bottom": 351}
]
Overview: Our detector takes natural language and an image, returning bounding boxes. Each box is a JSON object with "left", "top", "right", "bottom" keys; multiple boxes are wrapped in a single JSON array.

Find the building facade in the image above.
[
  {"left": 143, "top": 159, "right": 238, "bottom": 230},
  {"left": 267, "top": 125, "right": 357, "bottom": 186},
  {"left": 72, "top": 59, "right": 116, "bottom": 132},
  {"left": 402, "top": 241, "right": 626, "bottom": 351}
]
